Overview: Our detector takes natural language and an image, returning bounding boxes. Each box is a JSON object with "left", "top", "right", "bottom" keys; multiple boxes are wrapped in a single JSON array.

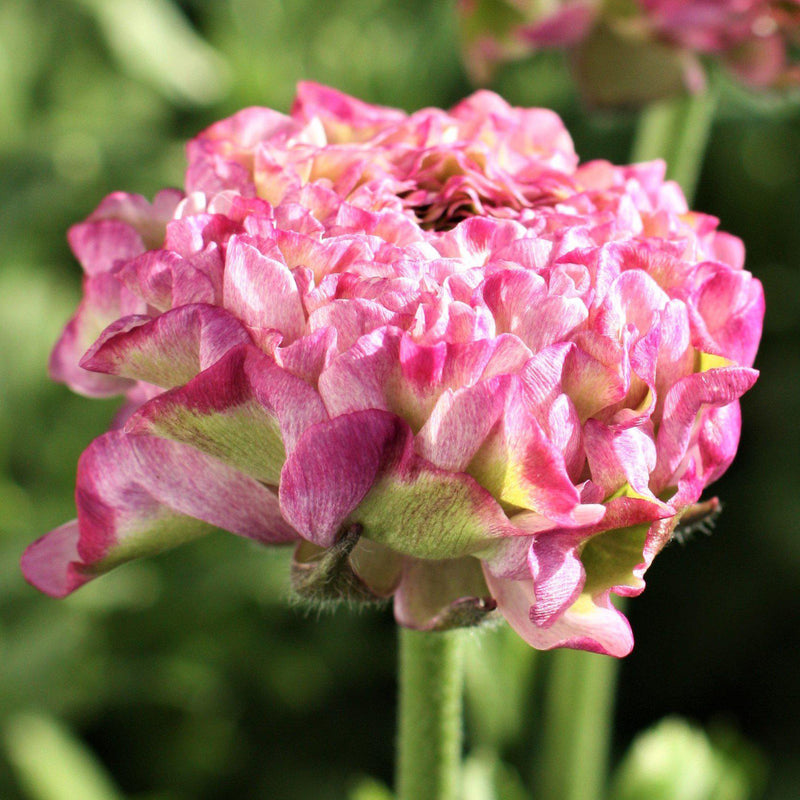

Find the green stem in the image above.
[
  {"left": 631, "top": 86, "right": 718, "bottom": 202},
  {"left": 396, "top": 628, "right": 465, "bottom": 800},
  {"left": 537, "top": 648, "right": 619, "bottom": 800}
]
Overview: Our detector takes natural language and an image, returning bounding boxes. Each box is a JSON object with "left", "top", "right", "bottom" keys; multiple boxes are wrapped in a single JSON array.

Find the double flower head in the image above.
[{"left": 22, "top": 83, "right": 763, "bottom": 657}]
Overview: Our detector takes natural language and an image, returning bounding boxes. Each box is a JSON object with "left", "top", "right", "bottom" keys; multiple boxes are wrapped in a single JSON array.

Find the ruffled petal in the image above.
[
  {"left": 280, "top": 409, "right": 512, "bottom": 557},
  {"left": 127, "top": 343, "right": 328, "bottom": 484},
  {"left": 484, "top": 570, "right": 634, "bottom": 657},
  {"left": 21, "top": 432, "right": 298, "bottom": 597},
  {"left": 81, "top": 304, "right": 252, "bottom": 388}
]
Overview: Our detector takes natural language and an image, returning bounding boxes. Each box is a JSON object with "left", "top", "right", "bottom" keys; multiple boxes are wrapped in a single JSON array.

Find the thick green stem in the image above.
[
  {"left": 396, "top": 628, "right": 465, "bottom": 800},
  {"left": 631, "top": 87, "right": 718, "bottom": 202},
  {"left": 537, "top": 648, "right": 619, "bottom": 800}
]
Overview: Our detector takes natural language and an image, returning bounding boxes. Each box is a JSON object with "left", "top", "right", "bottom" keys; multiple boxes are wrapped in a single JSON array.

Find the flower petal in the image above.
[
  {"left": 127, "top": 343, "right": 328, "bottom": 484},
  {"left": 223, "top": 235, "right": 307, "bottom": 346},
  {"left": 21, "top": 432, "right": 298, "bottom": 597},
  {"left": 50, "top": 273, "right": 146, "bottom": 397},
  {"left": 393, "top": 556, "right": 497, "bottom": 631},
  {"left": 80, "top": 304, "right": 252, "bottom": 388},
  {"left": 279, "top": 410, "right": 410, "bottom": 547},
  {"left": 653, "top": 366, "right": 758, "bottom": 487},
  {"left": 280, "top": 409, "right": 511, "bottom": 557},
  {"left": 484, "top": 570, "right": 634, "bottom": 657}
]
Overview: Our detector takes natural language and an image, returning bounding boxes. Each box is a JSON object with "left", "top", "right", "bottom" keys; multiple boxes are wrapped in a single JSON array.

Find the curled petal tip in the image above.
[{"left": 21, "top": 521, "right": 89, "bottom": 599}]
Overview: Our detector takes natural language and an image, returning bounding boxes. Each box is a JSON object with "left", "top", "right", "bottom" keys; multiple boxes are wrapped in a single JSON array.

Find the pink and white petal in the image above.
[
  {"left": 164, "top": 213, "right": 241, "bottom": 259},
  {"left": 81, "top": 432, "right": 297, "bottom": 551},
  {"left": 652, "top": 301, "right": 694, "bottom": 415},
  {"left": 50, "top": 273, "right": 147, "bottom": 397},
  {"left": 292, "top": 82, "right": 406, "bottom": 141},
  {"left": 21, "top": 521, "right": 91, "bottom": 598},
  {"left": 114, "top": 250, "right": 218, "bottom": 311},
  {"left": 469, "top": 380, "right": 604, "bottom": 527},
  {"left": 527, "top": 533, "right": 587, "bottom": 626},
  {"left": 67, "top": 219, "right": 146, "bottom": 276},
  {"left": 584, "top": 418, "right": 658, "bottom": 500},
  {"left": 484, "top": 571, "right": 633, "bottom": 657},
  {"left": 275, "top": 229, "right": 377, "bottom": 281},
  {"left": 273, "top": 326, "right": 338, "bottom": 384},
  {"left": 690, "top": 263, "right": 765, "bottom": 367},
  {"left": 282, "top": 406, "right": 512, "bottom": 557},
  {"left": 441, "top": 335, "right": 527, "bottom": 386},
  {"left": 519, "top": 342, "right": 574, "bottom": 413},
  {"left": 88, "top": 189, "right": 182, "bottom": 249},
  {"left": 492, "top": 236, "right": 557, "bottom": 272},
  {"left": 308, "top": 300, "right": 396, "bottom": 355},
  {"left": 279, "top": 410, "right": 411, "bottom": 548},
  {"left": 393, "top": 556, "right": 496, "bottom": 631},
  {"left": 128, "top": 343, "right": 327, "bottom": 483},
  {"left": 416, "top": 376, "right": 511, "bottom": 472},
  {"left": 317, "top": 327, "right": 400, "bottom": 417},
  {"left": 21, "top": 432, "right": 298, "bottom": 598},
  {"left": 433, "top": 217, "right": 527, "bottom": 265},
  {"left": 516, "top": 295, "right": 588, "bottom": 353},
  {"left": 653, "top": 367, "right": 758, "bottom": 487},
  {"left": 451, "top": 92, "right": 577, "bottom": 172},
  {"left": 595, "top": 269, "right": 670, "bottom": 341},
  {"left": 563, "top": 343, "right": 627, "bottom": 421},
  {"left": 318, "top": 327, "right": 501, "bottom": 428},
  {"left": 695, "top": 401, "right": 742, "bottom": 485},
  {"left": 547, "top": 395, "right": 584, "bottom": 482},
  {"left": 81, "top": 304, "right": 252, "bottom": 389},
  {"left": 223, "top": 236, "right": 307, "bottom": 346},
  {"left": 125, "top": 351, "right": 270, "bottom": 483},
  {"left": 478, "top": 269, "right": 548, "bottom": 336}
]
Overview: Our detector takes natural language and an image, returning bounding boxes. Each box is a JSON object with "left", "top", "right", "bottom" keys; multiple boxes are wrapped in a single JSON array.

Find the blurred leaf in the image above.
[
  {"left": 3, "top": 712, "right": 125, "bottom": 800},
  {"left": 347, "top": 775, "right": 394, "bottom": 800},
  {"left": 610, "top": 716, "right": 765, "bottom": 800},
  {"left": 73, "top": 0, "right": 230, "bottom": 106},
  {"left": 461, "top": 749, "right": 528, "bottom": 800}
]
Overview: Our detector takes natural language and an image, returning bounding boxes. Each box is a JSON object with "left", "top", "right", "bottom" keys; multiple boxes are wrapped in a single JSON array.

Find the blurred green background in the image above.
[{"left": 0, "top": 1, "right": 798, "bottom": 798}]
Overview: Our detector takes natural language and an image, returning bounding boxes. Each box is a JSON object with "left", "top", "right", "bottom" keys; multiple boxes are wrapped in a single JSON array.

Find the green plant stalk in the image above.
[
  {"left": 537, "top": 648, "right": 619, "bottom": 800},
  {"left": 535, "top": 85, "right": 718, "bottom": 800},
  {"left": 631, "top": 86, "right": 718, "bottom": 202},
  {"left": 396, "top": 628, "right": 465, "bottom": 800}
]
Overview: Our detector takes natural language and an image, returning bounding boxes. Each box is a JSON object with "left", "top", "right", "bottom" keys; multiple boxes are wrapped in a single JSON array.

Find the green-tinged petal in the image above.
[
  {"left": 580, "top": 523, "right": 650, "bottom": 597},
  {"left": 127, "top": 344, "right": 328, "bottom": 484},
  {"left": 351, "top": 468, "right": 508, "bottom": 560}
]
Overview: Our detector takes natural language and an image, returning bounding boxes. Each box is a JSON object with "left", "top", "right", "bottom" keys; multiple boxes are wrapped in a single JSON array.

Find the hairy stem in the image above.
[{"left": 396, "top": 628, "right": 465, "bottom": 800}]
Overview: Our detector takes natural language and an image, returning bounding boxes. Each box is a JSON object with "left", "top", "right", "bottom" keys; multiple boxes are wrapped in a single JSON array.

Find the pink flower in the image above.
[
  {"left": 458, "top": 0, "right": 800, "bottom": 103},
  {"left": 22, "top": 84, "right": 763, "bottom": 657}
]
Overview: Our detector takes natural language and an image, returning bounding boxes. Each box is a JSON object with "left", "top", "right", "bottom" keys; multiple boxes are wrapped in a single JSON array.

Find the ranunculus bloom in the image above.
[
  {"left": 459, "top": 0, "right": 800, "bottom": 104},
  {"left": 22, "top": 83, "right": 763, "bottom": 657}
]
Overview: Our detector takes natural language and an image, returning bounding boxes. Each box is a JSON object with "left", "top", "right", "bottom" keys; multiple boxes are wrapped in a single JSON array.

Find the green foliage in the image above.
[
  {"left": 461, "top": 749, "right": 528, "bottom": 800},
  {"left": 4, "top": 713, "right": 125, "bottom": 800},
  {"left": 348, "top": 776, "right": 395, "bottom": 800},
  {"left": 610, "top": 717, "right": 767, "bottom": 800}
]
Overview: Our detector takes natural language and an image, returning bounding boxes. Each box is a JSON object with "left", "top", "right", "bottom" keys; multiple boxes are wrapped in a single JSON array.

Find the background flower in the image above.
[{"left": 459, "top": 0, "right": 800, "bottom": 104}]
